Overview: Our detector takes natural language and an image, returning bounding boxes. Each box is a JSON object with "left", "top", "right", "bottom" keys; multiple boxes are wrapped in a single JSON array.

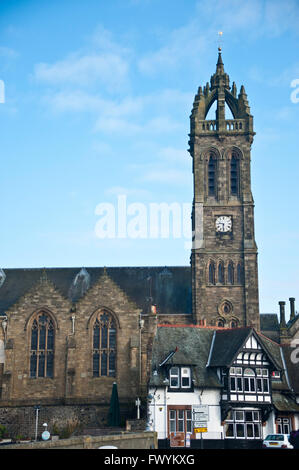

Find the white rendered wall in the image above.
[
  {"left": 147, "top": 387, "right": 222, "bottom": 440},
  {"left": 263, "top": 411, "right": 276, "bottom": 438}
]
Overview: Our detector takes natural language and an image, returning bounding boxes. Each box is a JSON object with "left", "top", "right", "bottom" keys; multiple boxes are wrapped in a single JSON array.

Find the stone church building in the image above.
[{"left": 0, "top": 50, "right": 298, "bottom": 441}]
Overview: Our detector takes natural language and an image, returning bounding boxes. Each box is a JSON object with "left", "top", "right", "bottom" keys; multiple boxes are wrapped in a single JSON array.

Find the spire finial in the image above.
[
  {"left": 215, "top": 32, "right": 224, "bottom": 74},
  {"left": 218, "top": 31, "right": 223, "bottom": 51}
]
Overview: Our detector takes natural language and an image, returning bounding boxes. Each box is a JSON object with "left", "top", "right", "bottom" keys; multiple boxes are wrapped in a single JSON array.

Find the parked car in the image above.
[{"left": 262, "top": 434, "right": 293, "bottom": 449}]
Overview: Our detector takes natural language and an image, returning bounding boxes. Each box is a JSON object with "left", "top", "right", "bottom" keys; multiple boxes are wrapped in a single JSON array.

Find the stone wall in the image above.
[
  {"left": 1, "top": 271, "right": 154, "bottom": 406},
  {"left": 1, "top": 431, "right": 157, "bottom": 449},
  {"left": 0, "top": 403, "right": 138, "bottom": 440}
]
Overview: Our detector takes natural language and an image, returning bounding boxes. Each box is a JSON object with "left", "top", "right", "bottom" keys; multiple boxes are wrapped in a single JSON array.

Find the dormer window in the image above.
[
  {"left": 169, "top": 367, "right": 180, "bottom": 388},
  {"left": 169, "top": 366, "right": 191, "bottom": 390},
  {"left": 181, "top": 367, "right": 191, "bottom": 388}
]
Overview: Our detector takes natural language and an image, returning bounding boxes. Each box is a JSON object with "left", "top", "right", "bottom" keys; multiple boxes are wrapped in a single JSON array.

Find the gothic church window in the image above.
[
  {"left": 93, "top": 311, "right": 116, "bottom": 377},
  {"left": 30, "top": 312, "right": 54, "bottom": 378},
  {"left": 230, "top": 155, "right": 239, "bottom": 196},
  {"left": 218, "top": 262, "right": 224, "bottom": 284},
  {"left": 228, "top": 262, "right": 234, "bottom": 284},
  {"left": 208, "top": 261, "right": 216, "bottom": 285}
]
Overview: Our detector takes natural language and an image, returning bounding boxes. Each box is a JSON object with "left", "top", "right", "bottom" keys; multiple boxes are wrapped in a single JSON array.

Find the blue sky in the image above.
[{"left": 0, "top": 0, "right": 298, "bottom": 318}]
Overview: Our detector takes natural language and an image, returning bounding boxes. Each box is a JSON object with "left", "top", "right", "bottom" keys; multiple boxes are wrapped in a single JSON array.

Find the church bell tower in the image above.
[{"left": 189, "top": 49, "right": 260, "bottom": 331}]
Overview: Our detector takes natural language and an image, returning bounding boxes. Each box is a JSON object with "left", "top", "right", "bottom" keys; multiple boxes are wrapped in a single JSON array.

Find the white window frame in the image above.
[
  {"left": 169, "top": 366, "right": 191, "bottom": 390},
  {"left": 181, "top": 367, "right": 191, "bottom": 389},
  {"left": 225, "top": 410, "right": 261, "bottom": 440},
  {"left": 169, "top": 410, "right": 176, "bottom": 432},
  {"left": 169, "top": 367, "right": 180, "bottom": 388}
]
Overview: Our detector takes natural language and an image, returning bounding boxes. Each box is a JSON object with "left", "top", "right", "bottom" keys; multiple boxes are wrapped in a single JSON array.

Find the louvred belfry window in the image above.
[
  {"left": 93, "top": 311, "right": 116, "bottom": 377},
  {"left": 30, "top": 312, "right": 54, "bottom": 378},
  {"left": 208, "top": 156, "right": 216, "bottom": 196},
  {"left": 230, "top": 155, "right": 239, "bottom": 196}
]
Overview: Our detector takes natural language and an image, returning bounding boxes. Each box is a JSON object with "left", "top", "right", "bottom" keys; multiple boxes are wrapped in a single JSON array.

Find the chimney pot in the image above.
[{"left": 289, "top": 297, "right": 295, "bottom": 320}]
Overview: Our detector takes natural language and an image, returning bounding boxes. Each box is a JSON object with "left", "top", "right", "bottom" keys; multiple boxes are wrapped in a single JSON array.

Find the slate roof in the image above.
[
  {"left": 260, "top": 314, "right": 279, "bottom": 332},
  {"left": 207, "top": 327, "right": 252, "bottom": 367},
  {"left": 287, "top": 314, "right": 299, "bottom": 329},
  {"left": 256, "top": 333, "right": 291, "bottom": 391},
  {"left": 272, "top": 392, "right": 299, "bottom": 413},
  {"left": 150, "top": 326, "right": 294, "bottom": 396},
  {"left": 260, "top": 314, "right": 280, "bottom": 343},
  {"left": 0, "top": 266, "right": 192, "bottom": 315},
  {"left": 256, "top": 333, "right": 284, "bottom": 371},
  {"left": 281, "top": 344, "right": 299, "bottom": 394},
  {"left": 149, "top": 326, "right": 222, "bottom": 388}
]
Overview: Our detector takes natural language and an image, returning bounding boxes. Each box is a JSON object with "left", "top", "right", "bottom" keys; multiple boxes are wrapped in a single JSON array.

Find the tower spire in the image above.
[
  {"left": 210, "top": 46, "right": 230, "bottom": 92},
  {"left": 216, "top": 46, "right": 224, "bottom": 75}
]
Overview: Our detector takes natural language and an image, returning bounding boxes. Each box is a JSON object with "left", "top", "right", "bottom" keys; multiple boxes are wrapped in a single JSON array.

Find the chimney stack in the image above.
[
  {"left": 279, "top": 301, "right": 287, "bottom": 328},
  {"left": 289, "top": 297, "right": 295, "bottom": 321}
]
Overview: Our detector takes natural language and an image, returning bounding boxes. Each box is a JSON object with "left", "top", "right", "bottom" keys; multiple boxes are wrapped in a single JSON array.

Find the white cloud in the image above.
[
  {"left": 42, "top": 86, "right": 189, "bottom": 137},
  {"left": 138, "top": 20, "right": 209, "bottom": 76},
  {"left": 94, "top": 116, "right": 142, "bottom": 135},
  {"left": 34, "top": 25, "right": 132, "bottom": 93},
  {"left": 34, "top": 52, "right": 129, "bottom": 92},
  {"left": 263, "top": 0, "right": 299, "bottom": 37},
  {"left": 90, "top": 25, "right": 131, "bottom": 57},
  {"left": 143, "top": 168, "right": 191, "bottom": 185},
  {"left": 157, "top": 147, "right": 189, "bottom": 164},
  {"left": 43, "top": 90, "right": 144, "bottom": 116},
  {"left": 105, "top": 186, "right": 152, "bottom": 198},
  {"left": 138, "top": 0, "right": 299, "bottom": 76},
  {"left": 0, "top": 46, "right": 18, "bottom": 58},
  {"left": 129, "top": 145, "right": 192, "bottom": 187}
]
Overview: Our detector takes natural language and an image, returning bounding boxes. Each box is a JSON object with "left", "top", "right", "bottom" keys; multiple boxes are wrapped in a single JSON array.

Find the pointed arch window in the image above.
[
  {"left": 208, "top": 156, "right": 217, "bottom": 196},
  {"left": 218, "top": 261, "right": 225, "bottom": 284},
  {"left": 208, "top": 261, "right": 216, "bottom": 285},
  {"left": 93, "top": 311, "right": 116, "bottom": 377},
  {"left": 230, "top": 155, "right": 239, "bottom": 196},
  {"left": 30, "top": 312, "right": 54, "bottom": 378},
  {"left": 228, "top": 262, "right": 234, "bottom": 285}
]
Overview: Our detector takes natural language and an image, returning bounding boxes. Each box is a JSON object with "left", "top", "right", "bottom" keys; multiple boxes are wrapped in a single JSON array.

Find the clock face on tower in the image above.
[{"left": 215, "top": 215, "right": 232, "bottom": 233}]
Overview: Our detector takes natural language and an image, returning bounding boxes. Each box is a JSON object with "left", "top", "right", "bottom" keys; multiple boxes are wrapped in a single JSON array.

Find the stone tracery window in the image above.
[
  {"left": 93, "top": 311, "right": 116, "bottom": 377},
  {"left": 208, "top": 261, "right": 216, "bottom": 285},
  {"left": 30, "top": 312, "right": 54, "bottom": 378}
]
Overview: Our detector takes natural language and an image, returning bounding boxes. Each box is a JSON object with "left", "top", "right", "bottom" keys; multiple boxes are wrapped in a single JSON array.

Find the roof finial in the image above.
[{"left": 218, "top": 31, "right": 223, "bottom": 52}]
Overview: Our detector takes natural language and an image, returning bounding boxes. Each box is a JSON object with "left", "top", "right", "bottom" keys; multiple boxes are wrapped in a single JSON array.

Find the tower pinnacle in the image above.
[{"left": 216, "top": 47, "right": 224, "bottom": 74}]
